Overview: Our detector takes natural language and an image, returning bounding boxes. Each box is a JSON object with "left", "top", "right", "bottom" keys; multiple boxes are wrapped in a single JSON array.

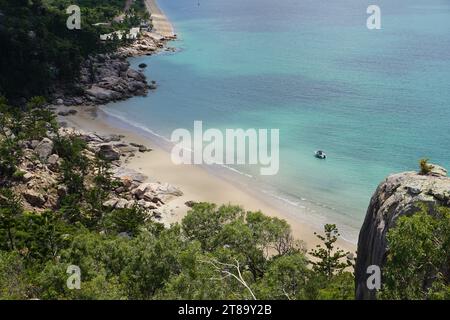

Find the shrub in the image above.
[
  {"left": 381, "top": 205, "right": 450, "bottom": 299},
  {"left": 419, "top": 158, "right": 432, "bottom": 175}
]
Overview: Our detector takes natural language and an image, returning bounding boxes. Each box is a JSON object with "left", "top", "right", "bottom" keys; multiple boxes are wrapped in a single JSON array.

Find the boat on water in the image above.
[{"left": 314, "top": 150, "right": 327, "bottom": 159}]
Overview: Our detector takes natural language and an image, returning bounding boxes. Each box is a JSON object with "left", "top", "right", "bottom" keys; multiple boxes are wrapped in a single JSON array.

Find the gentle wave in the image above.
[
  {"left": 100, "top": 106, "right": 255, "bottom": 181},
  {"left": 99, "top": 106, "right": 358, "bottom": 244}
]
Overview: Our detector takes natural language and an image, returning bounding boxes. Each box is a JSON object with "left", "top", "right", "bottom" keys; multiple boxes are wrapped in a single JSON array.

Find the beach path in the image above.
[{"left": 145, "top": 0, "right": 175, "bottom": 37}]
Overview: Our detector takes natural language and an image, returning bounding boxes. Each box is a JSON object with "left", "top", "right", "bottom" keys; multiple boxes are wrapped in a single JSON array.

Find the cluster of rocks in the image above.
[
  {"left": 88, "top": 54, "right": 150, "bottom": 104},
  {"left": 52, "top": 32, "right": 176, "bottom": 106},
  {"left": 68, "top": 128, "right": 182, "bottom": 219},
  {"left": 62, "top": 128, "right": 183, "bottom": 218},
  {"left": 75, "top": 129, "right": 152, "bottom": 163},
  {"left": 117, "top": 31, "right": 176, "bottom": 57},
  {"left": 103, "top": 180, "right": 183, "bottom": 219},
  {"left": 57, "top": 109, "right": 77, "bottom": 116},
  {"left": 14, "top": 137, "right": 61, "bottom": 209},
  {"left": 52, "top": 53, "right": 151, "bottom": 106},
  {"left": 355, "top": 164, "right": 449, "bottom": 299},
  {"left": 12, "top": 127, "right": 182, "bottom": 222},
  {"left": 12, "top": 32, "right": 183, "bottom": 220}
]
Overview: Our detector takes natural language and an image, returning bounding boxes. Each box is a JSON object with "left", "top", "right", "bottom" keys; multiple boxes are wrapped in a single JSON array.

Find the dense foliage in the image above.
[
  {"left": 1, "top": 0, "right": 450, "bottom": 296},
  {"left": 1, "top": 96, "right": 450, "bottom": 299},
  {"left": 380, "top": 205, "right": 450, "bottom": 299},
  {"left": 0, "top": 96, "right": 357, "bottom": 300},
  {"left": 0, "top": 0, "right": 147, "bottom": 99}
]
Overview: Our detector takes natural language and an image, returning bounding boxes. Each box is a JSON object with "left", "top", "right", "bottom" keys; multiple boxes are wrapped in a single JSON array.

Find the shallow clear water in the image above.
[{"left": 105, "top": 0, "right": 450, "bottom": 241}]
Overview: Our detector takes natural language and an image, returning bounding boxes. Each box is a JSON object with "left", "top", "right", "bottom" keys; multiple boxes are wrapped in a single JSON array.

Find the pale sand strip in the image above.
[
  {"left": 59, "top": 106, "right": 356, "bottom": 253},
  {"left": 145, "top": 0, "right": 175, "bottom": 37}
]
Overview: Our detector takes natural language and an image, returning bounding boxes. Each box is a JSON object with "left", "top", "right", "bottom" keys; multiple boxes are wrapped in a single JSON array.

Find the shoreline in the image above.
[
  {"left": 58, "top": 105, "right": 356, "bottom": 252},
  {"left": 145, "top": 0, "right": 175, "bottom": 38},
  {"left": 99, "top": 104, "right": 361, "bottom": 246},
  {"left": 57, "top": 0, "right": 356, "bottom": 253},
  {"left": 53, "top": 1, "right": 177, "bottom": 107}
]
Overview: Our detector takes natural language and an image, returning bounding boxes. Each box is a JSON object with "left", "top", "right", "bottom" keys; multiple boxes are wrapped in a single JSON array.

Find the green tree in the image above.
[
  {"left": 309, "top": 224, "right": 352, "bottom": 279},
  {"left": 182, "top": 203, "right": 244, "bottom": 252},
  {"left": 380, "top": 205, "right": 450, "bottom": 300},
  {"left": 0, "top": 188, "right": 23, "bottom": 251},
  {"left": 54, "top": 136, "right": 90, "bottom": 223},
  {"left": 419, "top": 158, "right": 432, "bottom": 175},
  {"left": 0, "top": 251, "right": 28, "bottom": 299},
  {"left": 0, "top": 97, "right": 23, "bottom": 178},
  {"left": 122, "top": 227, "right": 188, "bottom": 299},
  {"left": 103, "top": 205, "right": 147, "bottom": 237},
  {"left": 257, "top": 253, "right": 311, "bottom": 300},
  {"left": 15, "top": 210, "right": 71, "bottom": 262},
  {"left": 22, "top": 96, "right": 57, "bottom": 140},
  {"left": 37, "top": 261, "right": 126, "bottom": 300},
  {"left": 316, "top": 271, "right": 354, "bottom": 300}
]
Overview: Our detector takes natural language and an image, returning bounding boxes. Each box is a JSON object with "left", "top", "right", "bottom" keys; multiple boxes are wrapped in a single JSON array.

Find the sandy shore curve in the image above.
[
  {"left": 58, "top": 105, "right": 355, "bottom": 253},
  {"left": 145, "top": 0, "right": 175, "bottom": 37}
]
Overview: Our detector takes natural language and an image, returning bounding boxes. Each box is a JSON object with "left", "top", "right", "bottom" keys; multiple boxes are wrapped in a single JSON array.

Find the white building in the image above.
[{"left": 100, "top": 27, "right": 141, "bottom": 41}]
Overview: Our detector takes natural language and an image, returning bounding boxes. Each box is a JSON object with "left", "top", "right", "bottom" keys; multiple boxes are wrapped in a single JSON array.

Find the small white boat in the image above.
[{"left": 314, "top": 150, "right": 326, "bottom": 159}]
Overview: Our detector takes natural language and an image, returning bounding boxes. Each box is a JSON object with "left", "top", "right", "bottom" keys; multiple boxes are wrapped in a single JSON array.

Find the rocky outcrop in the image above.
[
  {"left": 52, "top": 53, "right": 149, "bottom": 106},
  {"left": 11, "top": 126, "right": 182, "bottom": 221},
  {"left": 34, "top": 138, "right": 54, "bottom": 161},
  {"left": 355, "top": 165, "right": 450, "bottom": 300},
  {"left": 97, "top": 144, "right": 121, "bottom": 161},
  {"left": 112, "top": 167, "right": 147, "bottom": 184},
  {"left": 116, "top": 31, "right": 176, "bottom": 57},
  {"left": 81, "top": 54, "right": 150, "bottom": 104},
  {"left": 22, "top": 190, "right": 46, "bottom": 207},
  {"left": 52, "top": 32, "right": 176, "bottom": 107},
  {"left": 47, "top": 154, "right": 60, "bottom": 171},
  {"left": 131, "top": 182, "right": 183, "bottom": 203}
]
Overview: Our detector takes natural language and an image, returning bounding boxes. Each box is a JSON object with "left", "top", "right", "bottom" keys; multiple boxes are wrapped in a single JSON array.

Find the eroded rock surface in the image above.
[{"left": 355, "top": 166, "right": 449, "bottom": 299}]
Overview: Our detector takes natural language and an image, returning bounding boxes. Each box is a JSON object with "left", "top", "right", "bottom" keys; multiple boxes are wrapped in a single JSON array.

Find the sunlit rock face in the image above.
[{"left": 355, "top": 165, "right": 449, "bottom": 299}]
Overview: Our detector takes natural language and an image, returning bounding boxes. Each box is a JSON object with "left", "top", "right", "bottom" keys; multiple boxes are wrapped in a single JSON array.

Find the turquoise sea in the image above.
[{"left": 103, "top": 0, "right": 450, "bottom": 242}]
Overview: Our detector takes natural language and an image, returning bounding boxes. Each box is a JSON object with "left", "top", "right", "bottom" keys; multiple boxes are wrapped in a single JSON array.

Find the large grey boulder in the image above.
[
  {"left": 113, "top": 167, "right": 147, "bottom": 183},
  {"left": 126, "top": 69, "right": 145, "bottom": 82},
  {"left": 34, "top": 138, "right": 54, "bottom": 161},
  {"left": 97, "top": 144, "right": 120, "bottom": 161},
  {"left": 30, "top": 140, "right": 40, "bottom": 149},
  {"left": 100, "top": 134, "right": 123, "bottom": 143},
  {"left": 103, "top": 198, "right": 119, "bottom": 208},
  {"left": 22, "top": 190, "right": 46, "bottom": 207},
  {"left": 355, "top": 167, "right": 450, "bottom": 299},
  {"left": 428, "top": 163, "right": 447, "bottom": 177},
  {"left": 127, "top": 81, "right": 146, "bottom": 93},
  {"left": 47, "top": 154, "right": 60, "bottom": 170},
  {"left": 85, "top": 85, "right": 120, "bottom": 102},
  {"left": 131, "top": 182, "right": 152, "bottom": 199}
]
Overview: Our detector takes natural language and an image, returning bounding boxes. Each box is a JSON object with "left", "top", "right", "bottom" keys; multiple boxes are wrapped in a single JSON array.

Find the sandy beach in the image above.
[
  {"left": 145, "top": 0, "right": 175, "bottom": 37},
  {"left": 58, "top": 105, "right": 355, "bottom": 253},
  {"left": 56, "top": 0, "right": 356, "bottom": 253}
]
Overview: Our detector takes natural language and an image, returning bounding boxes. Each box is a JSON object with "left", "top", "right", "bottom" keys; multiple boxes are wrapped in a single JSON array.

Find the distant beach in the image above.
[
  {"left": 144, "top": 0, "right": 175, "bottom": 37},
  {"left": 60, "top": 0, "right": 450, "bottom": 253},
  {"left": 58, "top": 102, "right": 355, "bottom": 252},
  {"left": 56, "top": 0, "right": 364, "bottom": 251}
]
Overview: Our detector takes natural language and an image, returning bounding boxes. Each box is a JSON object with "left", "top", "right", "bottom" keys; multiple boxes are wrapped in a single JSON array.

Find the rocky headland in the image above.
[
  {"left": 52, "top": 31, "right": 176, "bottom": 106},
  {"left": 355, "top": 164, "right": 450, "bottom": 299},
  {"left": 11, "top": 126, "right": 183, "bottom": 224}
]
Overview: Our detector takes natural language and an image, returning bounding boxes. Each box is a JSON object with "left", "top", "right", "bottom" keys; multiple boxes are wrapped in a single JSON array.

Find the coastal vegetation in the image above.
[
  {"left": 0, "top": 96, "right": 355, "bottom": 299},
  {"left": 0, "top": 101, "right": 351, "bottom": 299},
  {"left": 0, "top": 96, "right": 448, "bottom": 299},
  {"left": 419, "top": 158, "right": 432, "bottom": 175},
  {"left": 381, "top": 205, "right": 450, "bottom": 300},
  {"left": 0, "top": 0, "right": 148, "bottom": 100},
  {"left": 0, "top": 1, "right": 449, "bottom": 301}
]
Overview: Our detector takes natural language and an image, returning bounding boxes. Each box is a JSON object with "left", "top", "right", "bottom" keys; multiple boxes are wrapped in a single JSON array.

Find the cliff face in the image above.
[{"left": 355, "top": 164, "right": 449, "bottom": 299}]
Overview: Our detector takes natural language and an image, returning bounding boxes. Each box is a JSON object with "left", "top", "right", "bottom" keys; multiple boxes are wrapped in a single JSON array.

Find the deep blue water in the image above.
[{"left": 105, "top": 0, "right": 450, "bottom": 241}]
